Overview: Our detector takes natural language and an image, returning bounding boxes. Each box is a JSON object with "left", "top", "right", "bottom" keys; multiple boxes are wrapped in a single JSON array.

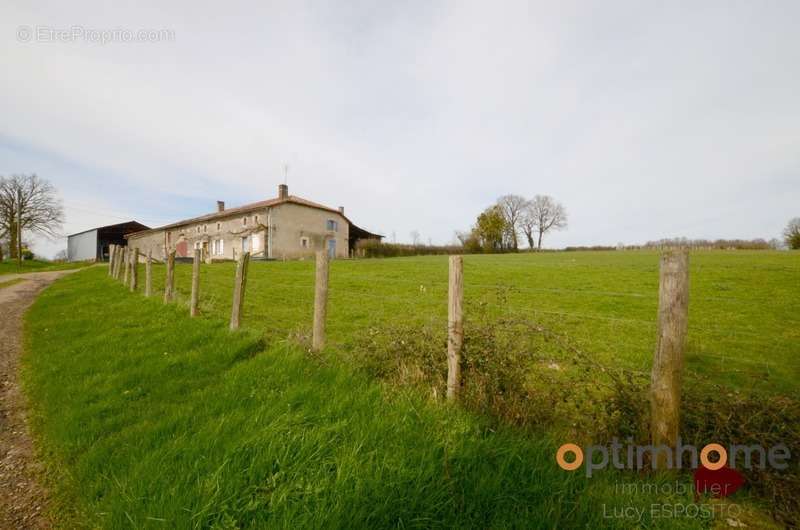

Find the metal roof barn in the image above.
[{"left": 66, "top": 221, "right": 150, "bottom": 262}]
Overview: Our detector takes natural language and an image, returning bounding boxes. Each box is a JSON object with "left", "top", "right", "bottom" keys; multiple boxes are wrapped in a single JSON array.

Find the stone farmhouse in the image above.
[{"left": 125, "top": 184, "right": 381, "bottom": 261}]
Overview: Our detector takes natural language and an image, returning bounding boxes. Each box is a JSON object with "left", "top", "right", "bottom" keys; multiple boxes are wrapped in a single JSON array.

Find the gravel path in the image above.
[{"left": 0, "top": 270, "right": 80, "bottom": 529}]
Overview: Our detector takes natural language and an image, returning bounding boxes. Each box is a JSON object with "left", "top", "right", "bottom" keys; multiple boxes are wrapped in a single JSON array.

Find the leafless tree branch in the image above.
[
  {"left": 0, "top": 174, "right": 64, "bottom": 259},
  {"left": 522, "top": 194, "right": 568, "bottom": 250}
]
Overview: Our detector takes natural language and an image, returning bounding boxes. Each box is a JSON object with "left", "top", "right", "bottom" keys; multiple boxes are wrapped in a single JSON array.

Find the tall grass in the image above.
[{"left": 22, "top": 269, "right": 713, "bottom": 528}]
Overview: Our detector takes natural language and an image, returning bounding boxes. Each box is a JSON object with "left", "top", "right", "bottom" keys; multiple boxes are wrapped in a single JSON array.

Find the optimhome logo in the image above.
[{"left": 556, "top": 438, "right": 791, "bottom": 478}]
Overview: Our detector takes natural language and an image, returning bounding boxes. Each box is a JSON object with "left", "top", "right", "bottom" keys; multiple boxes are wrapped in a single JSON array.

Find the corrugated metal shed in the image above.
[
  {"left": 66, "top": 221, "right": 150, "bottom": 262},
  {"left": 67, "top": 229, "right": 98, "bottom": 261}
]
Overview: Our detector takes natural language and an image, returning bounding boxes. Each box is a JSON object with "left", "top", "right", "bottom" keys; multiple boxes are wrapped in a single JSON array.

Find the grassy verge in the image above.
[
  {"left": 0, "top": 277, "right": 25, "bottom": 289},
  {"left": 23, "top": 268, "right": 719, "bottom": 528},
  {"left": 0, "top": 259, "right": 91, "bottom": 276}
]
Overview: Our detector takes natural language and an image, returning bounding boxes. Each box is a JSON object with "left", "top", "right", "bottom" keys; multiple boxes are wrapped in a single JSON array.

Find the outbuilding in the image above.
[{"left": 67, "top": 221, "right": 150, "bottom": 262}]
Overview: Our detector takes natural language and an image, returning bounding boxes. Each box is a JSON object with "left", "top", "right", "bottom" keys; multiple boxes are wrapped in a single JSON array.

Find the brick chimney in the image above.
[
  {"left": 278, "top": 184, "right": 289, "bottom": 199},
  {"left": 338, "top": 206, "right": 344, "bottom": 214},
  {"left": 217, "top": 201, "right": 225, "bottom": 212}
]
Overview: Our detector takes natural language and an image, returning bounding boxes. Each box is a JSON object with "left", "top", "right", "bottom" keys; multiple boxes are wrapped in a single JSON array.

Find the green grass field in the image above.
[
  {"left": 22, "top": 251, "right": 798, "bottom": 528},
  {"left": 0, "top": 258, "right": 90, "bottom": 276},
  {"left": 146, "top": 251, "right": 798, "bottom": 394}
]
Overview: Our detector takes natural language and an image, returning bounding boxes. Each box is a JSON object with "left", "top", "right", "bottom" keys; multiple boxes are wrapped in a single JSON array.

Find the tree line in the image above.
[{"left": 456, "top": 194, "right": 568, "bottom": 253}]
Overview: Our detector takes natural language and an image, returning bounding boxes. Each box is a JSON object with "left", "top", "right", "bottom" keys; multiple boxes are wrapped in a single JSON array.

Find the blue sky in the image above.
[{"left": 2, "top": 0, "right": 799, "bottom": 258}]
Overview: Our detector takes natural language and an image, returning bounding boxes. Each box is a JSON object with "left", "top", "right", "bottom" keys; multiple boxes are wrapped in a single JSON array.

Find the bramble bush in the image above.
[{"left": 346, "top": 287, "right": 799, "bottom": 524}]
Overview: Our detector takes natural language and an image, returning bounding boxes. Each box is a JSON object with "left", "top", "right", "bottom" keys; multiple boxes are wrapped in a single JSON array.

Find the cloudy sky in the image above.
[{"left": 2, "top": 1, "right": 798, "bottom": 257}]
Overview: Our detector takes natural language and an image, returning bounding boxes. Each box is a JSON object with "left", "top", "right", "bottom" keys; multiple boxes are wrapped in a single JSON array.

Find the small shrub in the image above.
[{"left": 350, "top": 287, "right": 649, "bottom": 438}]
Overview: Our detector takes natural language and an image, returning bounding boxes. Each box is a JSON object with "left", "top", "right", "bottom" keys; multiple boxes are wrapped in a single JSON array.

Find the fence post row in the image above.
[
  {"left": 130, "top": 248, "right": 139, "bottom": 292},
  {"left": 190, "top": 249, "right": 201, "bottom": 317},
  {"left": 164, "top": 250, "right": 176, "bottom": 303},
  {"left": 145, "top": 250, "right": 153, "bottom": 297},
  {"left": 650, "top": 249, "right": 690, "bottom": 468},
  {"left": 229, "top": 251, "right": 250, "bottom": 330},
  {"left": 312, "top": 250, "right": 330, "bottom": 351},
  {"left": 447, "top": 255, "right": 464, "bottom": 401},
  {"left": 107, "top": 243, "right": 692, "bottom": 458},
  {"left": 108, "top": 244, "right": 115, "bottom": 275}
]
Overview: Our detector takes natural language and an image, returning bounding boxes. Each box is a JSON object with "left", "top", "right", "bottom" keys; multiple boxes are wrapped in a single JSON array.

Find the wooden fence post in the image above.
[
  {"left": 108, "top": 244, "right": 115, "bottom": 275},
  {"left": 229, "top": 251, "right": 250, "bottom": 330},
  {"left": 127, "top": 248, "right": 134, "bottom": 287},
  {"left": 112, "top": 246, "right": 120, "bottom": 279},
  {"left": 164, "top": 250, "right": 176, "bottom": 303},
  {"left": 447, "top": 255, "right": 464, "bottom": 401},
  {"left": 130, "top": 248, "right": 139, "bottom": 292},
  {"left": 116, "top": 246, "right": 124, "bottom": 280},
  {"left": 650, "top": 249, "right": 690, "bottom": 468},
  {"left": 190, "top": 249, "right": 201, "bottom": 317},
  {"left": 123, "top": 247, "right": 130, "bottom": 286},
  {"left": 312, "top": 250, "right": 330, "bottom": 351},
  {"left": 145, "top": 250, "right": 152, "bottom": 297}
]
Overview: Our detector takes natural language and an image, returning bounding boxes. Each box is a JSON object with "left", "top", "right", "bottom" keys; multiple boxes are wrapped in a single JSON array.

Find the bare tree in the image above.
[
  {"left": 496, "top": 194, "right": 527, "bottom": 250},
  {"left": 520, "top": 207, "right": 536, "bottom": 249},
  {"left": 410, "top": 230, "right": 421, "bottom": 246},
  {"left": 768, "top": 238, "right": 784, "bottom": 250},
  {"left": 523, "top": 195, "right": 568, "bottom": 250},
  {"left": 0, "top": 174, "right": 64, "bottom": 266}
]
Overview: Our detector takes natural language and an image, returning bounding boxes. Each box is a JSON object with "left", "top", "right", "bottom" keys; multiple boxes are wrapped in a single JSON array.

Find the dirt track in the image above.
[{"left": 0, "top": 270, "right": 79, "bottom": 529}]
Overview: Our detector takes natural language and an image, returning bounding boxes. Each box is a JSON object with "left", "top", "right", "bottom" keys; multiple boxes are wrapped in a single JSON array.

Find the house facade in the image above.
[{"left": 126, "top": 184, "right": 380, "bottom": 261}]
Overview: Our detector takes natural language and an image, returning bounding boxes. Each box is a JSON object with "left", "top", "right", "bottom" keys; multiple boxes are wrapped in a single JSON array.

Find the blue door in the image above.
[{"left": 327, "top": 238, "right": 336, "bottom": 259}]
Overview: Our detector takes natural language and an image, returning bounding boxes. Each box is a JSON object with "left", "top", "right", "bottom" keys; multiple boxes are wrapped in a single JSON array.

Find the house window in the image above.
[
  {"left": 213, "top": 239, "right": 224, "bottom": 256},
  {"left": 326, "top": 219, "right": 338, "bottom": 231},
  {"left": 217, "top": 223, "right": 221, "bottom": 231},
  {"left": 242, "top": 236, "right": 250, "bottom": 252},
  {"left": 196, "top": 226, "right": 200, "bottom": 233},
  {"left": 166, "top": 232, "right": 172, "bottom": 245},
  {"left": 300, "top": 236, "right": 309, "bottom": 248},
  {"left": 255, "top": 215, "right": 259, "bottom": 224},
  {"left": 203, "top": 225, "right": 207, "bottom": 233},
  {"left": 252, "top": 235, "right": 261, "bottom": 252},
  {"left": 243, "top": 217, "right": 248, "bottom": 226}
]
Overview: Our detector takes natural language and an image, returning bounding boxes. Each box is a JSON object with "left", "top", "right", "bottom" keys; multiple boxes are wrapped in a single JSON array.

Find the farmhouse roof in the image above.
[{"left": 125, "top": 191, "right": 381, "bottom": 239}]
